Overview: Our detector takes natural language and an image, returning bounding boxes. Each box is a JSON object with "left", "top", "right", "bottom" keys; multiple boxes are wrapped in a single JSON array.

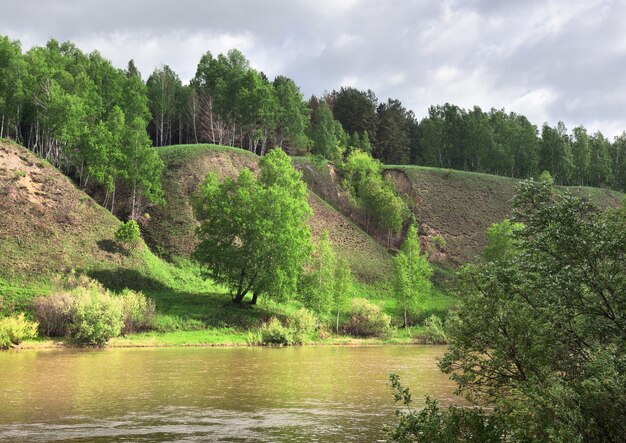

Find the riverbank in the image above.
[{"left": 14, "top": 326, "right": 433, "bottom": 350}]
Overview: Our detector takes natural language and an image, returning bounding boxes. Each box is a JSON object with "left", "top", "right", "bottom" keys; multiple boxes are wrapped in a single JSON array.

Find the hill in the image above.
[
  {"left": 0, "top": 139, "right": 221, "bottom": 317},
  {"left": 387, "top": 165, "right": 624, "bottom": 264},
  {"left": 0, "top": 139, "right": 125, "bottom": 279},
  {"left": 143, "top": 144, "right": 393, "bottom": 283},
  {"left": 292, "top": 156, "right": 623, "bottom": 265}
]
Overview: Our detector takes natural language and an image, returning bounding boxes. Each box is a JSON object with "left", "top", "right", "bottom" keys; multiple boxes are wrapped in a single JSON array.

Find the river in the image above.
[{"left": 0, "top": 345, "right": 458, "bottom": 442}]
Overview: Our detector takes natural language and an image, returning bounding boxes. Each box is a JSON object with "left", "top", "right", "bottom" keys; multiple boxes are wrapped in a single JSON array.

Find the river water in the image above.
[{"left": 0, "top": 345, "right": 458, "bottom": 442}]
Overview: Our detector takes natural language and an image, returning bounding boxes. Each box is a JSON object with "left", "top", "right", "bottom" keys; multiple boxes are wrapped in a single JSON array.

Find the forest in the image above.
[{"left": 1, "top": 34, "right": 625, "bottom": 221}]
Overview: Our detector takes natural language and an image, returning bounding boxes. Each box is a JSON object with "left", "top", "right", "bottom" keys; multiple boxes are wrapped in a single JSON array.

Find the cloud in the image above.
[{"left": 2, "top": 0, "right": 626, "bottom": 137}]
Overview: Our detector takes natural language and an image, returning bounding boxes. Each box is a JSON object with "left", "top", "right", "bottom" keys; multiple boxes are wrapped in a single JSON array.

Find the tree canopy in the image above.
[
  {"left": 192, "top": 148, "right": 312, "bottom": 304},
  {"left": 433, "top": 178, "right": 626, "bottom": 441}
]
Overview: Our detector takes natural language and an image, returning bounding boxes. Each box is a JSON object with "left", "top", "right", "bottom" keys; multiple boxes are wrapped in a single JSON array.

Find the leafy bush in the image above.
[
  {"left": 32, "top": 277, "right": 131, "bottom": 346},
  {"left": 431, "top": 234, "right": 446, "bottom": 251},
  {"left": 32, "top": 292, "right": 77, "bottom": 337},
  {"left": 115, "top": 220, "right": 141, "bottom": 251},
  {"left": 288, "top": 308, "right": 318, "bottom": 344},
  {"left": 119, "top": 289, "right": 155, "bottom": 334},
  {"left": 422, "top": 315, "right": 447, "bottom": 344},
  {"left": 259, "top": 317, "right": 294, "bottom": 346},
  {"left": 0, "top": 314, "right": 39, "bottom": 349},
  {"left": 346, "top": 298, "right": 394, "bottom": 338},
  {"left": 71, "top": 288, "right": 123, "bottom": 346}
]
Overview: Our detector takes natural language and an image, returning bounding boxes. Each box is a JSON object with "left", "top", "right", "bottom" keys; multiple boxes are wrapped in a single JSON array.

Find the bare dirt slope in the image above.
[{"left": 0, "top": 140, "right": 124, "bottom": 279}]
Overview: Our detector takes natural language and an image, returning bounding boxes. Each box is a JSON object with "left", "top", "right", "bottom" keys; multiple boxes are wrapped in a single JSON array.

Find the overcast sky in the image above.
[{"left": 2, "top": 0, "right": 626, "bottom": 137}]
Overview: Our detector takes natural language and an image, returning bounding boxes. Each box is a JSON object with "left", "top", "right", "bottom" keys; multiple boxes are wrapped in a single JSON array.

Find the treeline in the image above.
[
  {"left": 144, "top": 50, "right": 311, "bottom": 155},
  {"left": 323, "top": 92, "right": 626, "bottom": 191},
  {"left": 2, "top": 35, "right": 625, "bottom": 199},
  {"left": 0, "top": 36, "right": 163, "bottom": 218}
]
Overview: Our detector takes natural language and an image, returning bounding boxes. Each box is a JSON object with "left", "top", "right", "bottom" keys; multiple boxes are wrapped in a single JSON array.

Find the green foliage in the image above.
[
  {"left": 273, "top": 75, "right": 311, "bottom": 151},
  {"left": 259, "top": 317, "right": 294, "bottom": 346},
  {"left": 393, "top": 225, "right": 433, "bottom": 327},
  {"left": 309, "top": 101, "right": 343, "bottom": 161},
  {"left": 255, "top": 308, "right": 318, "bottom": 346},
  {"left": 437, "top": 178, "right": 626, "bottom": 441},
  {"left": 430, "top": 234, "right": 446, "bottom": 251},
  {"left": 422, "top": 315, "right": 447, "bottom": 344},
  {"left": 483, "top": 219, "right": 523, "bottom": 262},
  {"left": 70, "top": 285, "right": 123, "bottom": 346},
  {"left": 0, "top": 314, "right": 38, "bottom": 349},
  {"left": 346, "top": 297, "right": 394, "bottom": 338},
  {"left": 287, "top": 307, "right": 318, "bottom": 344},
  {"left": 388, "top": 374, "right": 506, "bottom": 443},
  {"left": 119, "top": 289, "right": 155, "bottom": 334},
  {"left": 333, "top": 258, "right": 354, "bottom": 334},
  {"left": 193, "top": 148, "right": 312, "bottom": 304},
  {"left": 115, "top": 220, "right": 141, "bottom": 251},
  {"left": 300, "top": 230, "right": 336, "bottom": 315},
  {"left": 31, "top": 276, "right": 158, "bottom": 345},
  {"left": 342, "top": 150, "right": 410, "bottom": 236}
]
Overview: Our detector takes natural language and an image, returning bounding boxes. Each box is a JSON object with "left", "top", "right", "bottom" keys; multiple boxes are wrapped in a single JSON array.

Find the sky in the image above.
[{"left": 2, "top": 0, "right": 626, "bottom": 137}]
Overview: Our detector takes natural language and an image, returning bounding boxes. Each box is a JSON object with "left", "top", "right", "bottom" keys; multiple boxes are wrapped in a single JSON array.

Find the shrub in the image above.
[
  {"left": 260, "top": 317, "right": 294, "bottom": 346},
  {"left": 71, "top": 288, "right": 123, "bottom": 346},
  {"left": 32, "top": 292, "right": 77, "bottom": 337},
  {"left": 0, "top": 314, "right": 39, "bottom": 349},
  {"left": 118, "top": 289, "right": 155, "bottom": 334},
  {"left": 346, "top": 298, "right": 394, "bottom": 338},
  {"left": 288, "top": 308, "right": 318, "bottom": 344},
  {"left": 32, "top": 279, "right": 124, "bottom": 346},
  {"left": 422, "top": 315, "right": 447, "bottom": 344},
  {"left": 431, "top": 234, "right": 446, "bottom": 251},
  {"left": 115, "top": 220, "right": 141, "bottom": 252},
  {"left": 244, "top": 329, "right": 262, "bottom": 345}
]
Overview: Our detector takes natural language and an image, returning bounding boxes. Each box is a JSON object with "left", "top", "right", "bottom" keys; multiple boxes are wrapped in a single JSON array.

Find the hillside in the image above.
[
  {"left": 292, "top": 156, "right": 623, "bottom": 265},
  {"left": 0, "top": 140, "right": 125, "bottom": 279},
  {"left": 0, "top": 140, "right": 224, "bottom": 319},
  {"left": 143, "top": 144, "right": 393, "bottom": 283},
  {"left": 387, "top": 165, "right": 624, "bottom": 264}
]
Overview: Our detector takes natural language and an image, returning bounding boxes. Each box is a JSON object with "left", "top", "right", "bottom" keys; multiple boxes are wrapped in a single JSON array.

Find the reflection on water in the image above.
[{"left": 0, "top": 346, "right": 459, "bottom": 442}]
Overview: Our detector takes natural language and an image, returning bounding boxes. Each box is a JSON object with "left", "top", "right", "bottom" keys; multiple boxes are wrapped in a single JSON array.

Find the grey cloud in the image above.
[{"left": 2, "top": 0, "right": 625, "bottom": 137}]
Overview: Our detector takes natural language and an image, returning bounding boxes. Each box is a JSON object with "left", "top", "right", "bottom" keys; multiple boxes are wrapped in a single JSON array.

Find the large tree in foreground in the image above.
[
  {"left": 390, "top": 178, "right": 626, "bottom": 442},
  {"left": 193, "top": 148, "right": 312, "bottom": 304}
]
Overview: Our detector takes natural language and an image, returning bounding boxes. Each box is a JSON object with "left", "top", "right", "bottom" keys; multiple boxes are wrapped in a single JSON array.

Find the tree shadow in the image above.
[
  {"left": 86, "top": 268, "right": 171, "bottom": 293},
  {"left": 96, "top": 239, "right": 126, "bottom": 255}
]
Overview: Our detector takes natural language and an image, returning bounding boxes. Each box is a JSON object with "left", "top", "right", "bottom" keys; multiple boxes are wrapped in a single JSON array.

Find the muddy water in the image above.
[{"left": 0, "top": 345, "right": 459, "bottom": 442}]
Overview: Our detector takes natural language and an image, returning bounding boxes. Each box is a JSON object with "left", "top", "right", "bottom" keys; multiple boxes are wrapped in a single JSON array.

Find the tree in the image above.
[
  {"left": 434, "top": 178, "right": 626, "bottom": 441},
  {"left": 146, "top": 65, "right": 182, "bottom": 146},
  {"left": 300, "top": 230, "right": 336, "bottom": 315},
  {"left": 342, "top": 150, "right": 410, "bottom": 241},
  {"left": 0, "top": 36, "right": 26, "bottom": 141},
  {"left": 309, "top": 100, "right": 342, "bottom": 161},
  {"left": 193, "top": 148, "right": 312, "bottom": 304},
  {"left": 393, "top": 225, "right": 432, "bottom": 327},
  {"left": 272, "top": 75, "right": 311, "bottom": 151},
  {"left": 539, "top": 122, "right": 573, "bottom": 184},
  {"left": 375, "top": 98, "right": 412, "bottom": 164},
  {"left": 333, "top": 258, "right": 353, "bottom": 334},
  {"left": 331, "top": 86, "right": 378, "bottom": 139},
  {"left": 588, "top": 131, "right": 613, "bottom": 187},
  {"left": 572, "top": 126, "right": 590, "bottom": 185},
  {"left": 483, "top": 219, "right": 523, "bottom": 262}
]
